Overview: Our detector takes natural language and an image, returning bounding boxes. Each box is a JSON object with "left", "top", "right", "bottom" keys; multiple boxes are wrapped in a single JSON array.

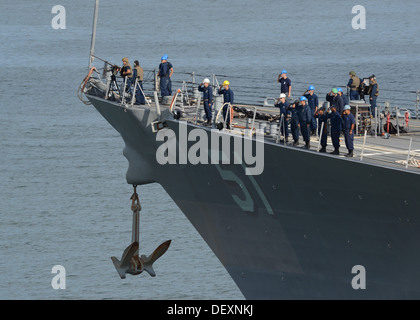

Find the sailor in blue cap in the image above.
[
  {"left": 157, "top": 55, "right": 173, "bottom": 98},
  {"left": 337, "top": 87, "right": 349, "bottom": 106},
  {"left": 304, "top": 85, "right": 319, "bottom": 136},
  {"left": 277, "top": 69, "right": 292, "bottom": 98},
  {"left": 342, "top": 105, "right": 356, "bottom": 157},
  {"left": 296, "top": 96, "right": 311, "bottom": 149}
]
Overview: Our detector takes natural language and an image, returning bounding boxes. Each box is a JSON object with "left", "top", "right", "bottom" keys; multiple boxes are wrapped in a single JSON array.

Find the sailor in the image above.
[
  {"left": 277, "top": 70, "right": 292, "bottom": 98},
  {"left": 328, "top": 105, "right": 342, "bottom": 155},
  {"left": 347, "top": 71, "right": 361, "bottom": 100},
  {"left": 337, "top": 88, "right": 349, "bottom": 106},
  {"left": 342, "top": 105, "right": 356, "bottom": 157},
  {"left": 368, "top": 74, "right": 379, "bottom": 115},
  {"left": 304, "top": 85, "right": 319, "bottom": 136},
  {"left": 274, "top": 93, "right": 290, "bottom": 143},
  {"left": 314, "top": 106, "right": 328, "bottom": 152},
  {"left": 289, "top": 100, "right": 300, "bottom": 146},
  {"left": 198, "top": 78, "right": 213, "bottom": 125},
  {"left": 132, "top": 60, "right": 145, "bottom": 105},
  {"left": 157, "top": 55, "right": 173, "bottom": 97},
  {"left": 296, "top": 96, "right": 312, "bottom": 149},
  {"left": 120, "top": 57, "right": 133, "bottom": 93},
  {"left": 332, "top": 88, "right": 344, "bottom": 115},
  {"left": 325, "top": 88, "right": 336, "bottom": 108},
  {"left": 218, "top": 80, "right": 234, "bottom": 129}
]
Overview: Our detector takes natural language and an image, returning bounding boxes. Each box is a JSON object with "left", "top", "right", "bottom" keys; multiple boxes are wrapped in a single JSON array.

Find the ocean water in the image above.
[{"left": 0, "top": 0, "right": 419, "bottom": 299}]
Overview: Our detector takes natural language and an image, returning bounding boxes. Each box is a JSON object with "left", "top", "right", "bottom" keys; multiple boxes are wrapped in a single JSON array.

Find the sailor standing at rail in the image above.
[
  {"left": 277, "top": 70, "right": 292, "bottom": 98},
  {"left": 347, "top": 71, "right": 361, "bottom": 100},
  {"left": 304, "top": 85, "right": 319, "bottom": 136},
  {"left": 289, "top": 100, "right": 300, "bottom": 146},
  {"left": 218, "top": 81, "right": 234, "bottom": 129},
  {"left": 342, "top": 105, "right": 356, "bottom": 157},
  {"left": 332, "top": 88, "right": 344, "bottom": 115},
  {"left": 132, "top": 60, "right": 145, "bottom": 105},
  {"left": 368, "top": 74, "right": 379, "bottom": 115},
  {"left": 274, "top": 93, "right": 290, "bottom": 143},
  {"left": 328, "top": 105, "right": 342, "bottom": 155},
  {"left": 157, "top": 55, "right": 173, "bottom": 98},
  {"left": 198, "top": 78, "right": 213, "bottom": 126},
  {"left": 296, "top": 96, "right": 312, "bottom": 149},
  {"left": 120, "top": 57, "right": 133, "bottom": 93},
  {"left": 314, "top": 106, "right": 328, "bottom": 153}
]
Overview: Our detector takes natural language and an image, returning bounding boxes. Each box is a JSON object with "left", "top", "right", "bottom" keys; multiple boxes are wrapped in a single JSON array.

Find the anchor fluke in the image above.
[
  {"left": 141, "top": 240, "right": 172, "bottom": 277},
  {"left": 111, "top": 242, "right": 139, "bottom": 279}
]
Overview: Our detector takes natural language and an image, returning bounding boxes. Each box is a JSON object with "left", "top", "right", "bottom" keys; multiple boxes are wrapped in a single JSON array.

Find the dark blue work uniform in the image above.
[
  {"left": 333, "top": 95, "right": 344, "bottom": 115},
  {"left": 369, "top": 83, "right": 378, "bottom": 115},
  {"left": 274, "top": 100, "right": 290, "bottom": 139},
  {"left": 305, "top": 93, "right": 319, "bottom": 131},
  {"left": 218, "top": 87, "right": 234, "bottom": 125},
  {"left": 290, "top": 103, "right": 300, "bottom": 142},
  {"left": 198, "top": 84, "right": 213, "bottom": 121},
  {"left": 279, "top": 78, "right": 291, "bottom": 95},
  {"left": 296, "top": 103, "right": 311, "bottom": 143},
  {"left": 342, "top": 112, "right": 356, "bottom": 151},
  {"left": 325, "top": 93, "right": 335, "bottom": 107},
  {"left": 329, "top": 111, "right": 342, "bottom": 150},
  {"left": 314, "top": 113, "right": 328, "bottom": 148},
  {"left": 341, "top": 94, "right": 349, "bottom": 106},
  {"left": 158, "top": 61, "right": 173, "bottom": 97}
]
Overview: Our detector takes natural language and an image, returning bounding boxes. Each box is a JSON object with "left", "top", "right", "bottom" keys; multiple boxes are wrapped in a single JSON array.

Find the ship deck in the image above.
[
  {"left": 153, "top": 101, "right": 420, "bottom": 174},
  {"left": 83, "top": 73, "right": 420, "bottom": 175}
]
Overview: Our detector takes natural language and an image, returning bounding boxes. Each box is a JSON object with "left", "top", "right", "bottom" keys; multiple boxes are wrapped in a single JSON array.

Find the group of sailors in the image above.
[
  {"left": 274, "top": 91, "right": 355, "bottom": 157},
  {"left": 119, "top": 55, "right": 174, "bottom": 105},
  {"left": 118, "top": 58, "right": 378, "bottom": 157},
  {"left": 271, "top": 70, "right": 379, "bottom": 157},
  {"left": 193, "top": 68, "right": 378, "bottom": 157}
]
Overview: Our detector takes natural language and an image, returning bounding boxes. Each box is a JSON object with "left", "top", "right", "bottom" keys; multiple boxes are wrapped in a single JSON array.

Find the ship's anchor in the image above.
[{"left": 111, "top": 185, "right": 171, "bottom": 279}]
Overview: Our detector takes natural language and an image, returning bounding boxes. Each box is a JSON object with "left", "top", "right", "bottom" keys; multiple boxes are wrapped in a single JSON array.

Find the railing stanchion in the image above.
[
  {"left": 406, "top": 138, "right": 413, "bottom": 170},
  {"left": 360, "top": 130, "right": 367, "bottom": 161}
]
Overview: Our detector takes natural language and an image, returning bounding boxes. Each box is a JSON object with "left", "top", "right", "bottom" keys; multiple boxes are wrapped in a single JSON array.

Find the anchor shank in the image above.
[{"left": 132, "top": 204, "right": 140, "bottom": 245}]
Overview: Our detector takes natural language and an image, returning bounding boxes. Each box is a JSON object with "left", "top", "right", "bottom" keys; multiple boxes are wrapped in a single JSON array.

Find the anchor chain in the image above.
[{"left": 130, "top": 185, "right": 141, "bottom": 213}]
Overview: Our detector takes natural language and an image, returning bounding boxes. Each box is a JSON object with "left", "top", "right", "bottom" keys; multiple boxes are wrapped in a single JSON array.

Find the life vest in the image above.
[
  {"left": 121, "top": 63, "right": 133, "bottom": 78},
  {"left": 368, "top": 80, "right": 379, "bottom": 96},
  {"left": 134, "top": 65, "right": 144, "bottom": 81},
  {"left": 350, "top": 76, "right": 360, "bottom": 90}
]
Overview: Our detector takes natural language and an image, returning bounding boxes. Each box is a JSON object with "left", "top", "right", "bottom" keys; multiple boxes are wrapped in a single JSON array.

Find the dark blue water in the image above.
[{"left": 1, "top": 0, "right": 419, "bottom": 299}]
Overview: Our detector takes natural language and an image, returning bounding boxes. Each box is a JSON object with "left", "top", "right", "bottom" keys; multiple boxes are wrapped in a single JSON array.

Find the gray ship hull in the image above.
[{"left": 88, "top": 95, "right": 420, "bottom": 299}]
